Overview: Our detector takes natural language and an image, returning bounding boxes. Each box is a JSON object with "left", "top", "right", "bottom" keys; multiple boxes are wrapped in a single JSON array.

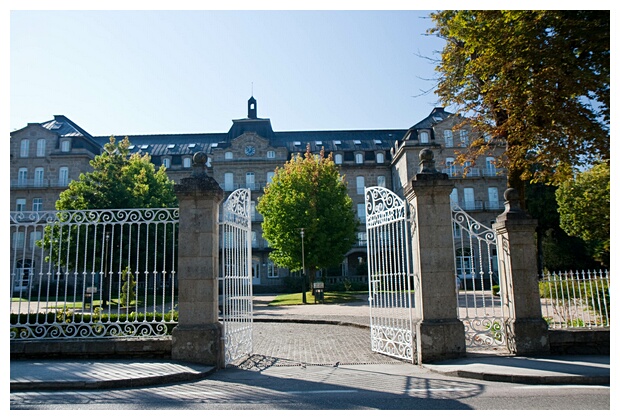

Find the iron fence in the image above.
[
  {"left": 539, "top": 270, "right": 610, "bottom": 329},
  {"left": 10, "top": 208, "right": 179, "bottom": 340}
]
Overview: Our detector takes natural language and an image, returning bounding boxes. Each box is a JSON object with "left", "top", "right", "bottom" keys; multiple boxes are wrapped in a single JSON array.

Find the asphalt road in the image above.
[{"left": 10, "top": 360, "right": 611, "bottom": 410}]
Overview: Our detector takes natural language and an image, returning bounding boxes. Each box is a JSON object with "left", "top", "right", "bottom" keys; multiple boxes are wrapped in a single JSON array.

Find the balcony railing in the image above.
[
  {"left": 441, "top": 167, "right": 505, "bottom": 178},
  {"left": 11, "top": 179, "right": 73, "bottom": 189}
]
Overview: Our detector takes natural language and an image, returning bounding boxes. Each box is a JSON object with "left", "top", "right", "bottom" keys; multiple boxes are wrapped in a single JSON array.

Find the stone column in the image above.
[
  {"left": 171, "top": 152, "right": 225, "bottom": 367},
  {"left": 493, "top": 188, "right": 549, "bottom": 355},
  {"left": 404, "top": 149, "right": 466, "bottom": 363}
]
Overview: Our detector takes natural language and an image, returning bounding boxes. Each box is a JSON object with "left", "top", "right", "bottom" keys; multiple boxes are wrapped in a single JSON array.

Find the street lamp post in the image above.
[{"left": 300, "top": 228, "right": 306, "bottom": 304}]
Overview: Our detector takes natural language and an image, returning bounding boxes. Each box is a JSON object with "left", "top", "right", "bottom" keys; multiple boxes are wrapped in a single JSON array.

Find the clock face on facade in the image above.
[{"left": 245, "top": 145, "right": 256, "bottom": 156}]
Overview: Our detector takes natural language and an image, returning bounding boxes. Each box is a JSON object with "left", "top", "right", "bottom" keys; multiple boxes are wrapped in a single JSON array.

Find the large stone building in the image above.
[{"left": 10, "top": 97, "right": 507, "bottom": 287}]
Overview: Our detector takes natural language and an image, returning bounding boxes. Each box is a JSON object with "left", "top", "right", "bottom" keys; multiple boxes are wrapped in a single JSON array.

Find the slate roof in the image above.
[
  {"left": 50, "top": 101, "right": 443, "bottom": 158},
  {"left": 40, "top": 115, "right": 102, "bottom": 155}
]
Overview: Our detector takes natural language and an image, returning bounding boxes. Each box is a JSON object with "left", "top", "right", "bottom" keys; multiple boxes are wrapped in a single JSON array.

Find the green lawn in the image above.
[{"left": 268, "top": 291, "right": 364, "bottom": 306}]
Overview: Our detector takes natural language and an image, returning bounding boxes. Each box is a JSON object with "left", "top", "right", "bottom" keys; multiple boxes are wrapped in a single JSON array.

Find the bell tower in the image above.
[{"left": 248, "top": 96, "right": 257, "bottom": 119}]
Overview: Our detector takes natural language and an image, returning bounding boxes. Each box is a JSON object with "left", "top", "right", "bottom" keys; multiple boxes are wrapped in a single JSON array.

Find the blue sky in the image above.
[{"left": 9, "top": 7, "right": 449, "bottom": 137}]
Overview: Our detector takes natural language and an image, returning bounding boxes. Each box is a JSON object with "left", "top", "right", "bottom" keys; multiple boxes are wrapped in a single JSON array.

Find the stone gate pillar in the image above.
[
  {"left": 171, "top": 152, "right": 225, "bottom": 367},
  {"left": 493, "top": 188, "right": 549, "bottom": 355},
  {"left": 404, "top": 149, "right": 466, "bottom": 363}
]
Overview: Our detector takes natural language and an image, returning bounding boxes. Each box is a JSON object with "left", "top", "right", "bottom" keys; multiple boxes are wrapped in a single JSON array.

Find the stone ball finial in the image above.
[
  {"left": 193, "top": 151, "right": 208, "bottom": 166},
  {"left": 504, "top": 188, "right": 519, "bottom": 202},
  {"left": 191, "top": 151, "right": 208, "bottom": 177},
  {"left": 418, "top": 148, "right": 437, "bottom": 173},
  {"left": 502, "top": 187, "right": 524, "bottom": 214}
]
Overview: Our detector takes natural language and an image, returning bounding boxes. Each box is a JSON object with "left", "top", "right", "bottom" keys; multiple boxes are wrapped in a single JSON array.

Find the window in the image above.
[
  {"left": 444, "top": 130, "right": 453, "bottom": 147},
  {"left": 357, "top": 203, "right": 366, "bottom": 223},
  {"left": 463, "top": 187, "right": 475, "bottom": 210},
  {"left": 224, "top": 172, "right": 234, "bottom": 191},
  {"left": 420, "top": 131, "right": 429, "bottom": 144},
  {"left": 376, "top": 153, "right": 384, "bottom": 164},
  {"left": 460, "top": 130, "right": 469, "bottom": 146},
  {"left": 377, "top": 175, "right": 386, "bottom": 188},
  {"left": 450, "top": 188, "right": 459, "bottom": 208},
  {"left": 20, "top": 139, "right": 29, "bottom": 157},
  {"left": 356, "top": 176, "right": 365, "bottom": 195},
  {"left": 445, "top": 158, "right": 456, "bottom": 176},
  {"left": 251, "top": 231, "right": 258, "bottom": 247},
  {"left": 456, "top": 248, "right": 473, "bottom": 277},
  {"left": 18, "top": 168, "right": 27, "bottom": 187},
  {"left": 34, "top": 167, "right": 44, "bottom": 187},
  {"left": 13, "top": 232, "right": 25, "bottom": 249},
  {"left": 357, "top": 231, "right": 367, "bottom": 246},
  {"left": 246, "top": 172, "right": 255, "bottom": 190},
  {"left": 334, "top": 154, "right": 343, "bottom": 164},
  {"left": 355, "top": 153, "right": 363, "bottom": 164},
  {"left": 267, "top": 150, "right": 276, "bottom": 159},
  {"left": 16, "top": 199, "right": 26, "bottom": 211},
  {"left": 225, "top": 151, "right": 233, "bottom": 160},
  {"left": 487, "top": 187, "right": 499, "bottom": 210},
  {"left": 485, "top": 157, "right": 496, "bottom": 176},
  {"left": 32, "top": 198, "right": 43, "bottom": 211},
  {"left": 36, "top": 139, "right": 46, "bottom": 157},
  {"left": 61, "top": 140, "right": 71, "bottom": 152},
  {"left": 58, "top": 167, "right": 69, "bottom": 187},
  {"left": 267, "top": 260, "right": 279, "bottom": 278},
  {"left": 162, "top": 158, "right": 171, "bottom": 168},
  {"left": 267, "top": 171, "right": 274, "bottom": 185},
  {"left": 30, "top": 231, "right": 42, "bottom": 249},
  {"left": 183, "top": 157, "right": 192, "bottom": 168},
  {"left": 251, "top": 201, "right": 257, "bottom": 221}
]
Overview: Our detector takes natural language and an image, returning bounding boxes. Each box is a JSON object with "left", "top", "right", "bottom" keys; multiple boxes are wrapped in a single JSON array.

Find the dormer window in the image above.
[
  {"left": 267, "top": 151, "right": 276, "bottom": 159},
  {"left": 420, "top": 131, "right": 429, "bottom": 144},
  {"left": 334, "top": 154, "right": 343, "bottom": 164},
  {"left": 183, "top": 157, "right": 192, "bottom": 168},
  {"left": 376, "top": 152, "right": 385, "bottom": 164},
  {"left": 355, "top": 153, "right": 363, "bottom": 164},
  {"left": 61, "top": 140, "right": 71, "bottom": 152},
  {"left": 225, "top": 151, "right": 233, "bottom": 160},
  {"left": 162, "top": 157, "right": 171, "bottom": 169}
]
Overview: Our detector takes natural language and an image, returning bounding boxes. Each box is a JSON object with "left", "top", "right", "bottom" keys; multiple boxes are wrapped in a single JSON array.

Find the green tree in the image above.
[
  {"left": 56, "top": 136, "right": 177, "bottom": 210},
  {"left": 555, "top": 161, "right": 610, "bottom": 267},
  {"left": 120, "top": 267, "right": 137, "bottom": 307},
  {"left": 39, "top": 137, "right": 178, "bottom": 305},
  {"left": 428, "top": 11, "right": 610, "bottom": 205},
  {"left": 257, "top": 146, "right": 358, "bottom": 302},
  {"left": 525, "top": 183, "right": 596, "bottom": 272}
]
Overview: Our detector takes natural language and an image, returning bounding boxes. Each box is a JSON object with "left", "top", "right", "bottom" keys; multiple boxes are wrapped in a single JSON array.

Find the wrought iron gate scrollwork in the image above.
[
  {"left": 220, "top": 188, "right": 253, "bottom": 366},
  {"left": 365, "top": 186, "right": 416, "bottom": 363},
  {"left": 452, "top": 205, "right": 507, "bottom": 351}
]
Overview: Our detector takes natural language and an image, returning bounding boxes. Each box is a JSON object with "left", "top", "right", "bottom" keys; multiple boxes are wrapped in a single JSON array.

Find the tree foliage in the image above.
[
  {"left": 525, "top": 183, "right": 596, "bottom": 272},
  {"left": 428, "top": 10, "right": 610, "bottom": 193},
  {"left": 555, "top": 161, "right": 610, "bottom": 267},
  {"left": 39, "top": 137, "right": 178, "bottom": 279},
  {"left": 257, "top": 147, "right": 358, "bottom": 283},
  {"left": 56, "top": 136, "right": 177, "bottom": 210}
]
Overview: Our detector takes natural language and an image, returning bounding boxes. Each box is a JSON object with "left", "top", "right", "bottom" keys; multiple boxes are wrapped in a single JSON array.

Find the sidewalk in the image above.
[{"left": 10, "top": 295, "right": 611, "bottom": 391}]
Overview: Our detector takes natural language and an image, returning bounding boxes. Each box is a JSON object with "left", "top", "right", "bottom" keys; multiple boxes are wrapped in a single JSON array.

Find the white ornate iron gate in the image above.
[
  {"left": 220, "top": 188, "right": 253, "bottom": 366},
  {"left": 452, "top": 205, "right": 507, "bottom": 351},
  {"left": 364, "top": 186, "right": 416, "bottom": 363}
]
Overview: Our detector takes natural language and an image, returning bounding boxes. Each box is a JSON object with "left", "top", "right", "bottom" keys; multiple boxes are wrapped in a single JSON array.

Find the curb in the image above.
[
  {"left": 10, "top": 366, "right": 217, "bottom": 392},
  {"left": 424, "top": 367, "right": 610, "bottom": 386}
]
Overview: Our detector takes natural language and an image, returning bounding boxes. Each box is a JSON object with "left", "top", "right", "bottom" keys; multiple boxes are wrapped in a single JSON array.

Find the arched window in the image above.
[{"left": 20, "top": 139, "right": 29, "bottom": 157}]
